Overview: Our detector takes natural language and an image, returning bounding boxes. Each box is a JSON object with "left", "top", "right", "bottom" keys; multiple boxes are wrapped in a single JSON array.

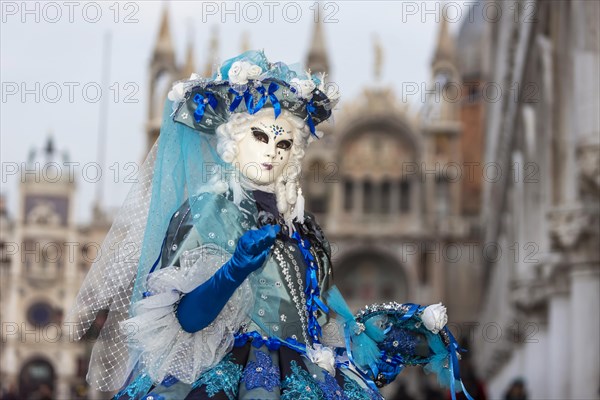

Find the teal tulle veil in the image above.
[{"left": 132, "top": 99, "right": 230, "bottom": 304}]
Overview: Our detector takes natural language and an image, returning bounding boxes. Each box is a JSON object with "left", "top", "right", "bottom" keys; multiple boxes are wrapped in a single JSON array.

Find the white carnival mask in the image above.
[{"left": 233, "top": 113, "right": 295, "bottom": 186}]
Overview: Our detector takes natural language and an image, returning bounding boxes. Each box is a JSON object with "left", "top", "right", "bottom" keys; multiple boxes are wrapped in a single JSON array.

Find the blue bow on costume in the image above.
[{"left": 193, "top": 92, "right": 218, "bottom": 122}]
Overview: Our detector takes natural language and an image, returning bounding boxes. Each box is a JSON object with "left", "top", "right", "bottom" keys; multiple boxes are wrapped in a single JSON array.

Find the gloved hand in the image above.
[
  {"left": 226, "top": 224, "right": 280, "bottom": 281},
  {"left": 176, "top": 224, "right": 280, "bottom": 333}
]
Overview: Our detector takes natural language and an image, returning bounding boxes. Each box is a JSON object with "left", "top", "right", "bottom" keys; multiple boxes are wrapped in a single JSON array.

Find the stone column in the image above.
[
  {"left": 547, "top": 268, "right": 571, "bottom": 399},
  {"left": 56, "top": 375, "right": 70, "bottom": 399},
  {"left": 570, "top": 266, "right": 600, "bottom": 399}
]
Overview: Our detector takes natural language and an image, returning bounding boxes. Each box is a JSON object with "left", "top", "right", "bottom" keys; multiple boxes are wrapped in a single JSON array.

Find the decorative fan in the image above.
[{"left": 325, "top": 286, "right": 473, "bottom": 400}]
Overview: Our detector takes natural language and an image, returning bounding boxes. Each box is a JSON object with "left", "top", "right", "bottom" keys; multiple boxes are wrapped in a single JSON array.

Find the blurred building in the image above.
[
  {"left": 0, "top": 137, "right": 112, "bottom": 399},
  {"left": 475, "top": 0, "right": 600, "bottom": 399}
]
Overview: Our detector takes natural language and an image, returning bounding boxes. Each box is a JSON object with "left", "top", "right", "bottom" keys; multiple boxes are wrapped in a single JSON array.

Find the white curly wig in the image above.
[{"left": 214, "top": 107, "right": 319, "bottom": 222}]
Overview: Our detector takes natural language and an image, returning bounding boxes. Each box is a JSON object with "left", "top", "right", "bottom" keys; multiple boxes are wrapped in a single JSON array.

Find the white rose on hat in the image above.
[
  {"left": 290, "top": 77, "right": 317, "bottom": 100},
  {"left": 228, "top": 61, "right": 263, "bottom": 85}
]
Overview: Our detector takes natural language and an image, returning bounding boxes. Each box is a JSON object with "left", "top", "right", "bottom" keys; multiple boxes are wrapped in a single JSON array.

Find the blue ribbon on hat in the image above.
[
  {"left": 228, "top": 87, "right": 267, "bottom": 115},
  {"left": 244, "top": 90, "right": 262, "bottom": 115},
  {"left": 192, "top": 92, "right": 217, "bottom": 122},
  {"left": 228, "top": 88, "right": 246, "bottom": 112},
  {"left": 306, "top": 100, "right": 318, "bottom": 137},
  {"left": 256, "top": 82, "right": 281, "bottom": 118}
]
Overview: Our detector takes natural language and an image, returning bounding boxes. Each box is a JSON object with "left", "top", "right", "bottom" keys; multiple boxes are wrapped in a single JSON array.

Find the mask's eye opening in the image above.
[
  {"left": 250, "top": 127, "right": 269, "bottom": 144},
  {"left": 276, "top": 140, "right": 293, "bottom": 150}
]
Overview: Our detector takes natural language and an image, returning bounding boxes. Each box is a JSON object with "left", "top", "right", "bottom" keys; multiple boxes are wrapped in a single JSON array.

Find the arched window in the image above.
[
  {"left": 19, "top": 358, "right": 55, "bottom": 399},
  {"left": 435, "top": 176, "right": 450, "bottom": 217},
  {"left": 418, "top": 247, "right": 432, "bottom": 285},
  {"left": 400, "top": 179, "right": 411, "bottom": 213},
  {"left": 343, "top": 179, "right": 354, "bottom": 212},
  {"left": 381, "top": 180, "right": 391, "bottom": 213},
  {"left": 340, "top": 126, "right": 418, "bottom": 217},
  {"left": 363, "top": 180, "right": 374, "bottom": 214}
]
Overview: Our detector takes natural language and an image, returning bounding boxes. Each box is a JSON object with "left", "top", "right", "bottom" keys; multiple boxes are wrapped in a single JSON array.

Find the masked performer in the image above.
[{"left": 67, "top": 50, "right": 472, "bottom": 400}]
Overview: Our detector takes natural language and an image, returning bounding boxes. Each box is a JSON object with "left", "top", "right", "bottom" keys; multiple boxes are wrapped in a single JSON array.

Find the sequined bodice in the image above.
[
  {"left": 159, "top": 190, "right": 333, "bottom": 346},
  {"left": 244, "top": 237, "right": 329, "bottom": 345}
]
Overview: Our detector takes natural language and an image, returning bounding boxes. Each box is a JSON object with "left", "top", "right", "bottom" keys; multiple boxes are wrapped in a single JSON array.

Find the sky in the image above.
[{"left": 1, "top": 1, "right": 468, "bottom": 224}]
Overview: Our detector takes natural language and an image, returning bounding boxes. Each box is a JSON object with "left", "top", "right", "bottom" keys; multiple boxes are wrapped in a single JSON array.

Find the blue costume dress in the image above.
[{"left": 115, "top": 188, "right": 383, "bottom": 400}]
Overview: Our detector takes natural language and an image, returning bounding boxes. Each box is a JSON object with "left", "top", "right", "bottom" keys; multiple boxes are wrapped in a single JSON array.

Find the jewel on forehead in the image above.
[{"left": 270, "top": 124, "right": 286, "bottom": 136}]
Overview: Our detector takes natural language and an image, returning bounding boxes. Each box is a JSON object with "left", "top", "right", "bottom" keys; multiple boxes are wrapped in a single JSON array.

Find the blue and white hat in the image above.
[{"left": 168, "top": 49, "right": 340, "bottom": 137}]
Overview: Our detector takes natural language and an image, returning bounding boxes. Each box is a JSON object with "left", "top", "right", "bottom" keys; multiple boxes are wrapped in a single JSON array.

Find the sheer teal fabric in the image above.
[{"left": 132, "top": 99, "right": 232, "bottom": 307}]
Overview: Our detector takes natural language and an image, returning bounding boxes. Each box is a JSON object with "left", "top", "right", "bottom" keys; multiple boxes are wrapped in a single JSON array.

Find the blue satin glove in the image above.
[{"left": 176, "top": 224, "right": 280, "bottom": 333}]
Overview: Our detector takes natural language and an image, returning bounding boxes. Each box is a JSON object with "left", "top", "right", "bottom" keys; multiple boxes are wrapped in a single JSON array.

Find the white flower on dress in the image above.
[
  {"left": 228, "top": 61, "right": 263, "bottom": 85},
  {"left": 290, "top": 77, "right": 317, "bottom": 100},
  {"left": 421, "top": 303, "right": 448, "bottom": 334},
  {"left": 305, "top": 343, "right": 336, "bottom": 376}
]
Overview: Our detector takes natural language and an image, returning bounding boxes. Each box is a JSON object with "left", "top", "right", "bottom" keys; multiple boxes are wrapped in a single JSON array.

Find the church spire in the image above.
[
  {"left": 44, "top": 134, "right": 55, "bottom": 157},
  {"left": 182, "top": 41, "right": 195, "bottom": 78},
  {"left": 182, "top": 27, "right": 196, "bottom": 77},
  {"left": 203, "top": 26, "right": 219, "bottom": 78},
  {"left": 152, "top": 5, "right": 175, "bottom": 65},
  {"left": 240, "top": 31, "right": 250, "bottom": 53},
  {"left": 372, "top": 34, "right": 384, "bottom": 82},
  {"left": 306, "top": 3, "right": 330, "bottom": 76},
  {"left": 432, "top": 11, "right": 455, "bottom": 67}
]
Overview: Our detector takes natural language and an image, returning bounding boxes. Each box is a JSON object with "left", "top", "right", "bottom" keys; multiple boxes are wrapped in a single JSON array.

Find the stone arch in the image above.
[
  {"left": 19, "top": 357, "right": 55, "bottom": 399},
  {"left": 335, "top": 116, "right": 422, "bottom": 216},
  {"left": 335, "top": 248, "right": 409, "bottom": 307},
  {"left": 337, "top": 115, "right": 421, "bottom": 171}
]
